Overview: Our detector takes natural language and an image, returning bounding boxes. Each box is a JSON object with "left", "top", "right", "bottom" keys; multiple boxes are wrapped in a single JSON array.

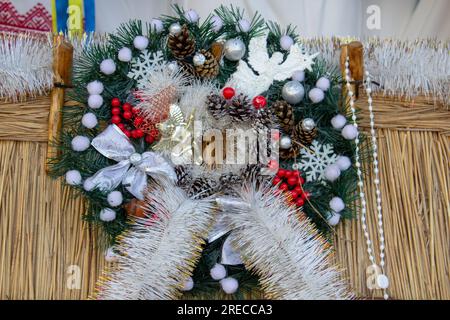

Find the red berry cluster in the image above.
[
  {"left": 222, "top": 87, "right": 267, "bottom": 110},
  {"left": 272, "top": 168, "right": 310, "bottom": 207}
]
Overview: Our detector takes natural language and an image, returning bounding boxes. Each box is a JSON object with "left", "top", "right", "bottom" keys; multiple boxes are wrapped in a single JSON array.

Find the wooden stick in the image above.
[
  {"left": 340, "top": 41, "right": 364, "bottom": 99},
  {"left": 45, "top": 35, "right": 73, "bottom": 173}
]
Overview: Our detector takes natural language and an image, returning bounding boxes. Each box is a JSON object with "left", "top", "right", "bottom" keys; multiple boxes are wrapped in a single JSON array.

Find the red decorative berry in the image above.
[
  {"left": 294, "top": 186, "right": 302, "bottom": 194},
  {"left": 117, "top": 123, "right": 125, "bottom": 130},
  {"left": 267, "top": 159, "right": 279, "bottom": 171},
  {"left": 290, "top": 190, "right": 300, "bottom": 200},
  {"left": 123, "top": 130, "right": 131, "bottom": 138},
  {"left": 111, "top": 98, "right": 121, "bottom": 108},
  {"left": 277, "top": 169, "right": 286, "bottom": 178},
  {"left": 301, "top": 191, "right": 311, "bottom": 200},
  {"left": 298, "top": 176, "right": 305, "bottom": 185},
  {"left": 271, "top": 130, "right": 280, "bottom": 141},
  {"left": 296, "top": 198, "right": 305, "bottom": 207},
  {"left": 131, "top": 106, "right": 140, "bottom": 114},
  {"left": 272, "top": 176, "right": 281, "bottom": 185},
  {"left": 132, "top": 129, "right": 144, "bottom": 139},
  {"left": 111, "top": 107, "right": 121, "bottom": 116},
  {"left": 145, "top": 134, "right": 155, "bottom": 144},
  {"left": 150, "top": 128, "right": 159, "bottom": 138},
  {"left": 284, "top": 170, "right": 293, "bottom": 178},
  {"left": 133, "top": 116, "right": 144, "bottom": 126},
  {"left": 122, "top": 103, "right": 132, "bottom": 112},
  {"left": 222, "top": 87, "right": 235, "bottom": 100},
  {"left": 111, "top": 115, "right": 121, "bottom": 124},
  {"left": 252, "top": 95, "right": 267, "bottom": 109},
  {"left": 279, "top": 183, "right": 289, "bottom": 191},
  {"left": 287, "top": 176, "right": 298, "bottom": 186},
  {"left": 123, "top": 110, "right": 133, "bottom": 120}
]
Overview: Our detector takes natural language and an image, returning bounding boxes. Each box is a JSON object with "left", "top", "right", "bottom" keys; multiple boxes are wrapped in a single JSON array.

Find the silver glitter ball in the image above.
[
  {"left": 301, "top": 118, "right": 316, "bottom": 131},
  {"left": 281, "top": 80, "right": 305, "bottom": 104},
  {"left": 193, "top": 53, "right": 206, "bottom": 66},
  {"left": 129, "top": 153, "right": 142, "bottom": 166},
  {"left": 167, "top": 61, "right": 179, "bottom": 73},
  {"left": 169, "top": 23, "right": 182, "bottom": 36},
  {"left": 280, "top": 135, "right": 292, "bottom": 149},
  {"left": 223, "top": 38, "right": 246, "bottom": 61}
]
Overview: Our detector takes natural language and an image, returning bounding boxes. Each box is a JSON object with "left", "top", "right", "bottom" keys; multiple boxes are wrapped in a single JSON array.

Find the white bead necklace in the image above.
[{"left": 344, "top": 56, "right": 389, "bottom": 300}]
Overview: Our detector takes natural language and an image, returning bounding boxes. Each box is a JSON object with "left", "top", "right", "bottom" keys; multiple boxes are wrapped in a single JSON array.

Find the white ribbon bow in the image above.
[{"left": 88, "top": 125, "right": 177, "bottom": 200}]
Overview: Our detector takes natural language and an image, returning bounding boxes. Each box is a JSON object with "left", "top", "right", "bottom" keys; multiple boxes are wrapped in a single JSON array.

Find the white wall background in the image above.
[{"left": 9, "top": 0, "right": 450, "bottom": 39}]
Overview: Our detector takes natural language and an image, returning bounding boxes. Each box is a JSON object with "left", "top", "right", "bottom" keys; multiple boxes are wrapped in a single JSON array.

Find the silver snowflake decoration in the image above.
[
  {"left": 127, "top": 50, "right": 164, "bottom": 88},
  {"left": 297, "top": 140, "right": 338, "bottom": 182}
]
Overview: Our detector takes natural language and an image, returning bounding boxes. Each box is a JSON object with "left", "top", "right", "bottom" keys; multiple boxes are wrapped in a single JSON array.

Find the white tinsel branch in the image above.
[
  {"left": 217, "top": 184, "right": 352, "bottom": 300},
  {"left": 95, "top": 179, "right": 216, "bottom": 300}
]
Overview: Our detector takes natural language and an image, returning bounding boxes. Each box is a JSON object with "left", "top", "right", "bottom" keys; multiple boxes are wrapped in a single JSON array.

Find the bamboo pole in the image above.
[{"left": 45, "top": 35, "right": 73, "bottom": 172}]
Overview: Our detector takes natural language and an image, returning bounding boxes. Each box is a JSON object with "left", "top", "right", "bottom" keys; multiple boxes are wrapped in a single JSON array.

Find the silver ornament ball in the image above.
[
  {"left": 129, "top": 153, "right": 142, "bottom": 165},
  {"left": 224, "top": 38, "right": 246, "bottom": 61},
  {"left": 167, "top": 61, "right": 179, "bottom": 73},
  {"left": 281, "top": 80, "right": 304, "bottom": 104},
  {"left": 279, "top": 136, "right": 292, "bottom": 149},
  {"left": 169, "top": 23, "right": 182, "bottom": 36},
  {"left": 301, "top": 118, "right": 316, "bottom": 131},
  {"left": 193, "top": 53, "right": 206, "bottom": 66}
]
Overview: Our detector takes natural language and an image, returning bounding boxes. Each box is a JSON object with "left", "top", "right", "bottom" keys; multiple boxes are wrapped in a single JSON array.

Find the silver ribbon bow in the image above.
[{"left": 89, "top": 125, "right": 177, "bottom": 200}]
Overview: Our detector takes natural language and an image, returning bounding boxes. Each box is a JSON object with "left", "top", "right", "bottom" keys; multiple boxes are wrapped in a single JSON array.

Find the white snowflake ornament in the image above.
[
  {"left": 297, "top": 140, "right": 338, "bottom": 182},
  {"left": 127, "top": 50, "right": 164, "bottom": 88}
]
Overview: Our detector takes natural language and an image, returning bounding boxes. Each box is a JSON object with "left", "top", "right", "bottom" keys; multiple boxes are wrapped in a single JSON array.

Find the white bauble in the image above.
[
  {"left": 107, "top": 191, "right": 123, "bottom": 207},
  {"left": 224, "top": 38, "right": 246, "bottom": 61},
  {"left": 282, "top": 80, "right": 304, "bottom": 104},
  {"left": 193, "top": 53, "right": 206, "bottom": 66},
  {"left": 181, "top": 276, "right": 194, "bottom": 291},
  {"left": 316, "top": 77, "right": 331, "bottom": 91},
  {"left": 99, "top": 208, "right": 116, "bottom": 222},
  {"left": 220, "top": 277, "right": 239, "bottom": 294},
  {"left": 100, "top": 58, "right": 116, "bottom": 75},
  {"left": 83, "top": 177, "right": 96, "bottom": 191},
  {"left": 341, "top": 124, "right": 358, "bottom": 140},
  {"left": 327, "top": 212, "right": 341, "bottom": 226},
  {"left": 324, "top": 164, "right": 341, "bottom": 182},
  {"left": 184, "top": 9, "right": 199, "bottom": 23},
  {"left": 167, "top": 61, "right": 179, "bottom": 73},
  {"left": 150, "top": 18, "right": 163, "bottom": 33},
  {"left": 308, "top": 87, "right": 325, "bottom": 103},
  {"left": 280, "top": 136, "right": 292, "bottom": 149},
  {"left": 86, "top": 80, "right": 104, "bottom": 95},
  {"left": 118, "top": 47, "right": 132, "bottom": 62},
  {"left": 331, "top": 114, "right": 347, "bottom": 130},
  {"left": 81, "top": 112, "right": 98, "bottom": 129},
  {"left": 105, "top": 247, "right": 118, "bottom": 262},
  {"left": 237, "top": 19, "right": 251, "bottom": 32},
  {"left": 87, "top": 94, "right": 103, "bottom": 109},
  {"left": 335, "top": 155, "right": 352, "bottom": 171},
  {"left": 65, "top": 170, "right": 82, "bottom": 185},
  {"left": 210, "top": 263, "right": 227, "bottom": 280},
  {"left": 291, "top": 70, "right": 305, "bottom": 82},
  {"left": 211, "top": 15, "right": 223, "bottom": 32},
  {"left": 329, "top": 197, "right": 345, "bottom": 213},
  {"left": 169, "top": 23, "right": 182, "bottom": 35},
  {"left": 133, "top": 35, "right": 149, "bottom": 50},
  {"left": 71, "top": 136, "right": 90, "bottom": 152},
  {"left": 280, "top": 35, "right": 294, "bottom": 50}
]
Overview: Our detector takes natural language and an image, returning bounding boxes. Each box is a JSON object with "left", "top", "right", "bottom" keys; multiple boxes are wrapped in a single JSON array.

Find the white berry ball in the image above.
[
  {"left": 324, "top": 164, "right": 341, "bottom": 182},
  {"left": 308, "top": 87, "right": 325, "bottom": 103},
  {"left": 133, "top": 35, "right": 149, "bottom": 50},
  {"left": 280, "top": 35, "right": 294, "bottom": 51},
  {"left": 150, "top": 18, "right": 163, "bottom": 33},
  {"left": 331, "top": 114, "right": 347, "bottom": 130},
  {"left": 184, "top": 9, "right": 199, "bottom": 23},
  {"left": 181, "top": 276, "right": 194, "bottom": 291},
  {"left": 105, "top": 247, "right": 118, "bottom": 262},
  {"left": 336, "top": 155, "right": 352, "bottom": 171},
  {"left": 99, "top": 208, "right": 116, "bottom": 222},
  {"left": 118, "top": 47, "right": 132, "bottom": 62},
  {"left": 65, "top": 170, "right": 82, "bottom": 185},
  {"left": 71, "top": 135, "right": 90, "bottom": 152},
  {"left": 210, "top": 263, "right": 227, "bottom": 280},
  {"left": 211, "top": 15, "right": 223, "bottom": 32},
  {"left": 100, "top": 58, "right": 116, "bottom": 75},
  {"left": 316, "top": 77, "right": 331, "bottom": 91},
  {"left": 342, "top": 124, "right": 359, "bottom": 140},
  {"left": 81, "top": 112, "right": 98, "bottom": 129},
  {"left": 237, "top": 19, "right": 251, "bottom": 32},
  {"left": 220, "top": 277, "right": 239, "bottom": 294},
  {"left": 87, "top": 80, "right": 104, "bottom": 95},
  {"left": 107, "top": 191, "right": 123, "bottom": 207},
  {"left": 83, "top": 177, "right": 96, "bottom": 191},
  {"left": 327, "top": 212, "right": 341, "bottom": 226},
  {"left": 87, "top": 94, "right": 103, "bottom": 109},
  {"left": 291, "top": 70, "right": 305, "bottom": 82},
  {"left": 329, "top": 197, "right": 345, "bottom": 213}
]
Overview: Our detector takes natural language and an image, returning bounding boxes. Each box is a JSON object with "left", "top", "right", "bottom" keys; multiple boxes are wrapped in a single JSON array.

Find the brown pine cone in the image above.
[
  {"left": 207, "top": 93, "right": 227, "bottom": 119},
  {"left": 272, "top": 100, "right": 294, "bottom": 134},
  {"left": 195, "top": 49, "right": 219, "bottom": 78},
  {"left": 228, "top": 93, "right": 252, "bottom": 122},
  {"left": 293, "top": 120, "right": 317, "bottom": 146},
  {"left": 188, "top": 177, "right": 218, "bottom": 199},
  {"left": 168, "top": 25, "right": 195, "bottom": 59}
]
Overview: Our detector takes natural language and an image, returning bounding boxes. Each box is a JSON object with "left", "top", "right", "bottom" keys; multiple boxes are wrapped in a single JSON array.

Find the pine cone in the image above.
[
  {"left": 293, "top": 121, "right": 317, "bottom": 146},
  {"left": 188, "top": 177, "right": 218, "bottom": 199},
  {"left": 228, "top": 93, "right": 252, "bottom": 122},
  {"left": 195, "top": 49, "right": 219, "bottom": 78},
  {"left": 207, "top": 93, "right": 227, "bottom": 119},
  {"left": 168, "top": 25, "right": 195, "bottom": 59},
  {"left": 253, "top": 108, "right": 275, "bottom": 130},
  {"left": 219, "top": 173, "right": 242, "bottom": 191},
  {"left": 279, "top": 145, "right": 300, "bottom": 160},
  {"left": 272, "top": 100, "right": 294, "bottom": 134},
  {"left": 178, "top": 60, "right": 197, "bottom": 76},
  {"left": 174, "top": 165, "right": 192, "bottom": 187},
  {"left": 240, "top": 164, "right": 270, "bottom": 186}
]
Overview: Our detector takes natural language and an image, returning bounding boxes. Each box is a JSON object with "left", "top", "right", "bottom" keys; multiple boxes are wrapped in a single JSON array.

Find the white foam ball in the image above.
[
  {"left": 280, "top": 35, "right": 294, "bottom": 50},
  {"left": 316, "top": 77, "right": 331, "bottom": 91},
  {"left": 107, "top": 191, "right": 123, "bottom": 207},
  {"left": 211, "top": 15, "right": 223, "bottom": 32},
  {"left": 118, "top": 47, "right": 132, "bottom": 62},
  {"left": 87, "top": 94, "right": 103, "bottom": 109},
  {"left": 331, "top": 114, "right": 347, "bottom": 130},
  {"left": 237, "top": 19, "right": 251, "bottom": 32},
  {"left": 150, "top": 18, "right": 163, "bottom": 33},
  {"left": 210, "top": 263, "right": 227, "bottom": 280},
  {"left": 181, "top": 277, "right": 194, "bottom": 291},
  {"left": 81, "top": 112, "right": 98, "bottom": 129},
  {"left": 99, "top": 208, "right": 116, "bottom": 222},
  {"left": 71, "top": 135, "right": 90, "bottom": 152},
  {"left": 87, "top": 80, "right": 104, "bottom": 95},
  {"left": 336, "top": 155, "right": 352, "bottom": 171},
  {"left": 342, "top": 124, "right": 358, "bottom": 140},
  {"left": 220, "top": 277, "right": 239, "bottom": 294},
  {"left": 324, "top": 164, "right": 341, "bottom": 182},
  {"left": 133, "top": 35, "right": 149, "bottom": 51},
  {"left": 184, "top": 9, "right": 199, "bottom": 23},
  {"left": 65, "top": 170, "right": 82, "bottom": 185},
  {"left": 329, "top": 197, "right": 345, "bottom": 213},
  {"left": 105, "top": 247, "right": 118, "bottom": 262},
  {"left": 291, "top": 70, "right": 305, "bottom": 82},
  {"left": 83, "top": 177, "right": 96, "bottom": 191},
  {"left": 308, "top": 87, "right": 325, "bottom": 103},
  {"left": 327, "top": 212, "right": 341, "bottom": 226},
  {"left": 100, "top": 58, "right": 116, "bottom": 75}
]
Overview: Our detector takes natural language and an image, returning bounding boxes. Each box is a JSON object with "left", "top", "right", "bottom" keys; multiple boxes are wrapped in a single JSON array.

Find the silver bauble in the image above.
[
  {"left": 281, "top": 81, "right": 304, "bottom": 104},
  {"left": 169, "top": 23, "right": 182, "bottom": 36},
  {"left": 129, "top": 153, "right": 142, "bottom": 166},
  {"left": 279, "top": 136, "right": 292, "bottom": 149},
  {"left": 193, "top": 53, "right": 206, "bottom": 66},
  {"left": 167, "top": 61, "right": 179, "bottom": 73},
  {"left": 301, "top": 118, "right": 316, "bottom": 131},
  {"left": 224, "top": 38, "right": 246, "bottom": 61}
]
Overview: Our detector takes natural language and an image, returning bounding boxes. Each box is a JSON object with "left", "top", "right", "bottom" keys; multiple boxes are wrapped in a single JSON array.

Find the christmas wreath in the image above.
[{"left": 51, "top": 5, "right": 365, "bottom": 299}]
